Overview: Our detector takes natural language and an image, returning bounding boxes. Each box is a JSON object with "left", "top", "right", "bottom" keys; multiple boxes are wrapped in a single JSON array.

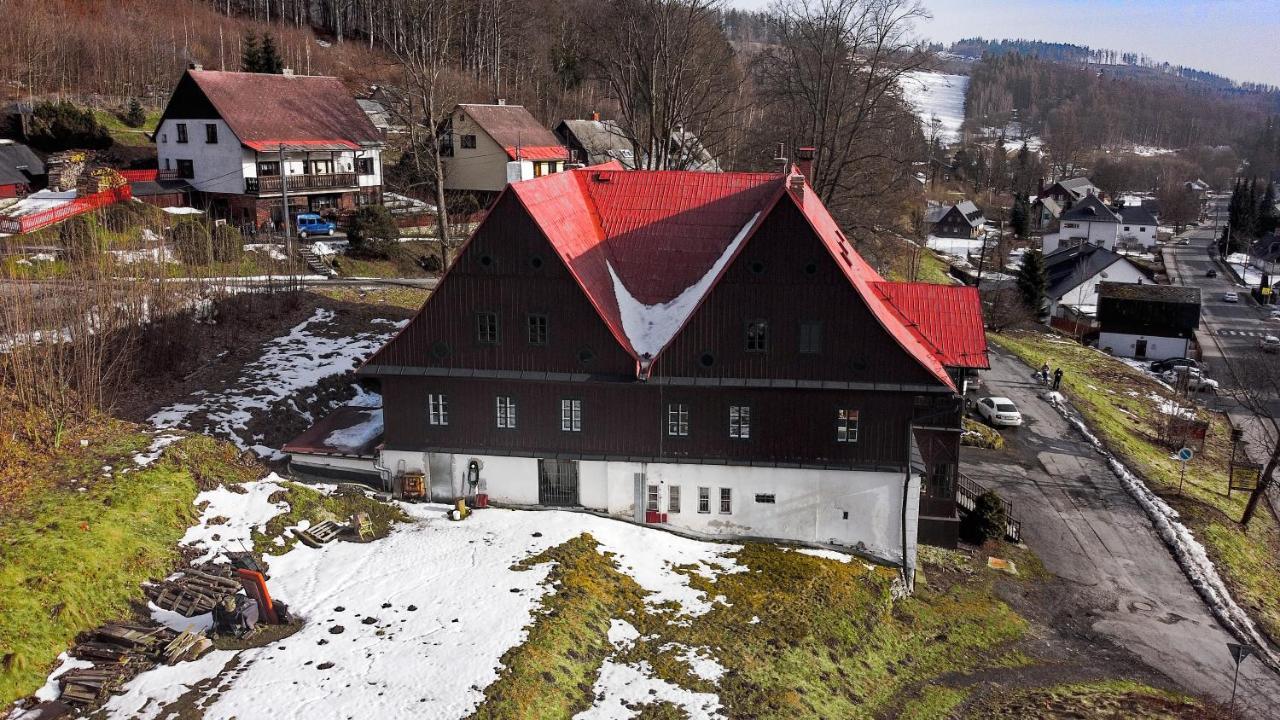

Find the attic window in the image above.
[{"left": 592, "top": 172, "right": 611, "bottom": 183}]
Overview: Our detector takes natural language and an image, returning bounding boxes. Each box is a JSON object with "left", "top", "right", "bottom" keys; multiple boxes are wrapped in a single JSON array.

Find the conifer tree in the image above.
[
  {"left": 1016, "top": 249, "right": 1048, "bottom": 318},
  {"left": 259, "top": 33, "right": 284, "bottom": 74},
  {"left": 241, "top": 32, "right": 262, "bottom": 72}
]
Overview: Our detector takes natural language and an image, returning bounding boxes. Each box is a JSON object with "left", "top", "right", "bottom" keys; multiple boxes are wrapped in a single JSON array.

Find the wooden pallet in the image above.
[{"left": 296, "top": 519, "right": 345, "bottom": 547}]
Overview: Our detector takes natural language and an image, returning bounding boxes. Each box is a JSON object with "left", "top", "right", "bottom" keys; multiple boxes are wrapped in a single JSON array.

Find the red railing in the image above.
[
  {"left": 117, "top": 169, "right": 179, "bottom": 182},
  {"left": 0, "top": 186, "right": 133, "bottom": 235}
]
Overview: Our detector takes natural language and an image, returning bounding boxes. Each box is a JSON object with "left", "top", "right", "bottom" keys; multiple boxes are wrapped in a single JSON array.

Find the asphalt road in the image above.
[{"left": 964, "top": 349, "right": 1280, "bottom": 718}]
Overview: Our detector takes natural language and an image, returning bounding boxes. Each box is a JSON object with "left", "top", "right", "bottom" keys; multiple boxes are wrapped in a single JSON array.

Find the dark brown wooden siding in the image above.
[
  {"left": 365, "top": 193, "right": 635, "bottom": 376},
  {"left": 381, "top": 375, "right": 919, "bottom": 470},
  {"left": 651, "top": 200, "right": 941, "bottom": 388}
]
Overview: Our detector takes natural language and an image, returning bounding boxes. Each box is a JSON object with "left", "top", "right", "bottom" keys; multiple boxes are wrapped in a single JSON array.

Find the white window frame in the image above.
[
  {"left": 836, "top": 408, "right": 859, "bottom": 443},
  {"left": 495, "top": 396, "right": 516, "bottom": 429},
  {"left": 561, "top": 399, "right": 582, "bottom": 432},
  {"left": 668, "top": 485, "right": 681, "bottom": 514},
  {"left": 697, "top": 487, "right": 710, "bottom": 514},
  {"left": 428, "top": 393, "right": 448, "bottom": 426},
  {"left": 646, "top": 484, "right": 660, "bottom": 512},
  {"left": 729, "top": 405, "right": 751, "bottom": 439},
  {"left": 668, "top": 403, "right": 689, "bottom": 436},
  {"left": 719, "top": 488, "right": 732, "bottom": 514}
]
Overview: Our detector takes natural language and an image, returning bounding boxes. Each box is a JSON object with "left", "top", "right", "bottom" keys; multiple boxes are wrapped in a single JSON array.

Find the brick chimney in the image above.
[{"left": 796, "top": 146, "right": 815, "bottom": 182}]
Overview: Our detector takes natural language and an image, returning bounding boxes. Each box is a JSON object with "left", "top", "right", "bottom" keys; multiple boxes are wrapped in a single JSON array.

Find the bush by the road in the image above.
[
  {"left": 346, "top": 205, "right": 398, "bottom": 260},
  {"left": 961, "top": 490, "right": 1008, "bottom": 545}
]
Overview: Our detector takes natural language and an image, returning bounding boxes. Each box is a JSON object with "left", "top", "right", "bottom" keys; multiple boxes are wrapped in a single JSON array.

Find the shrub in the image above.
[
  {"left": 211, "top": 224, "right": 243, "bottom": 263},
  {"left": 960, "top": 491, "right": 1008, "bottom": 545},
  {"left": 346, "top": 205, "right": 398, "bottom": 259},
  {"left": 171, "top": 218, "right": 211, "bottom": 265},
  {"left": 26, "top": 101, "right": 111, "bottom": 152}
]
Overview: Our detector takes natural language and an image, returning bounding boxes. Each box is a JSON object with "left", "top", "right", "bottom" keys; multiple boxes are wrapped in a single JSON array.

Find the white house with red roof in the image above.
[
  {"left": 289, "top": 163, "right": 987, "bottom": 579},
  {"left": 154, "top": 66, "right": 384, "bottom": 227},
  {"left": 440, "top": 102, "right": 569, "bottom": 199}
]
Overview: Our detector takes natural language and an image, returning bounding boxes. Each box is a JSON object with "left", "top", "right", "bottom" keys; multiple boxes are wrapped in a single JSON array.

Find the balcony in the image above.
[{"left": 245, "top": 172, "right": 358, "bottom": 195}]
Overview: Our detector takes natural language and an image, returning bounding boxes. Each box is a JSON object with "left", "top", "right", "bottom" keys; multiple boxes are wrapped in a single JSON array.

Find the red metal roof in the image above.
[
  {"left": 499, "top": 165, "right": 964, "bottom": 389},
  {"left": 872, "top": 282, "right": 990, "bottom": 369},
  {"left": 505, "top": 145, "right": 570, "bottom": 161},
  {"left": 243, "top": 140, "right": 360, "bottom": 152}
]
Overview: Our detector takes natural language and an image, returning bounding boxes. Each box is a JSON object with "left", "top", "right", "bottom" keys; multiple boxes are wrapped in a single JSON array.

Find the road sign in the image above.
[
  {"left": 1177, "top": 447, "right": 1194, "bottom": 462},
  {"left": 1228, "top": 642, "right": 1255, "bottom": 664}
]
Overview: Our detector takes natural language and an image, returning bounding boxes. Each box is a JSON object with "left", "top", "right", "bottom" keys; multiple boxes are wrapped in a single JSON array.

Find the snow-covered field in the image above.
[
  {"left": 1224, "top": 253, "right": 1264, "bottom": 287},
  {"left": 900, "top": 71, "right": 968, "bottom": 144},
  {"left": 925, "top": 234, "right": 983, "bottom": 259},
  {"left": 148, "top": 308, "right": 406, "bottom": 457},
  {"left": 95, "top": 480, "right": 748, "bottom": 720}
]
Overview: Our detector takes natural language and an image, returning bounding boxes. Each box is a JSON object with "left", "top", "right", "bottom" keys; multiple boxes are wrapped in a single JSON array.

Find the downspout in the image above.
[{"left": 902, "top": 422, "right": 915, "bottom": 592}]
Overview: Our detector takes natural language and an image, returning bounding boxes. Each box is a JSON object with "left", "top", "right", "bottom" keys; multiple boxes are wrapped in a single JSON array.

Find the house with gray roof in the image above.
[
  {"left": 0, "top": 141, "right": 44, "bottom": 199},
  {"left": 1043, "top": 243, "right": 1150, "bottom": 320},
  {"left": 554, "top": 118, "right": 637, "bottom": 169},
  {"left": 1097, "top": 281, "right": 1201, "bottom": 361},
  {"left": 1043, "top": 195, "right": 1123, "bottom": 253},
  {"left": 927, "top": 200, "right": 986, "bottom": 239}
]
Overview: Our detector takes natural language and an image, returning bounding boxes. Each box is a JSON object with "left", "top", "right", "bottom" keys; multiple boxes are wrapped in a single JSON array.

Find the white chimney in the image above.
[
  {"left": 506, "top": 160, "right": 534, "bottom": 184},
  {"left": 282, "top": 68, "right": 295, "bottom": 76},
  {"left": 496, "top": 98, "right": 507, "bottom": 106}
]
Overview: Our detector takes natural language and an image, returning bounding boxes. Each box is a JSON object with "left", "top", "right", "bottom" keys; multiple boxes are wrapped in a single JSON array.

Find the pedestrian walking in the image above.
[
  {"left": 1053, "top": 367, "right": 1064, "bottom": 391},
  {"left": 1039, "top": 361, "right": 1051, "bottom": 384}
]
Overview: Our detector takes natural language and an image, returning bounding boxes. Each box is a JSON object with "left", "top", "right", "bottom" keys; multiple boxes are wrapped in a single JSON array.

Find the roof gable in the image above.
[
  {"left": 0, "top": 142, "right": 43, "bottom": 185},
  {"left": 461, "top": 104, "right": 568, "bottom": 161},
  {"left": 157, "top": 70, "right": 382, "bottom": 148},
  {"left": 1060, "top": 195, "right": 1119, "bottom": 224}
]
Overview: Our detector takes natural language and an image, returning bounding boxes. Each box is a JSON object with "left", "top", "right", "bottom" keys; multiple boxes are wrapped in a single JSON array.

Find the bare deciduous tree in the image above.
[{"left": 1222, "top": 355, "right": 1280, "bottom": 528}]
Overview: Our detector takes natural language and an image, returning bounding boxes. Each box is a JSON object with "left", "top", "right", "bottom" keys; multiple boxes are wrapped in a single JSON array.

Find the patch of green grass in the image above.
[
  {"left": 962, "top": 417, "right": 1005, "bottom": 449},
  {"left": 94, "top": 108, "right": 160, "bottom": 147},
  {"left": 965, "top": 679, "right": 1225, "bottom": 719},
  {"left": 916, "top": 250, "right": 954, "bottom": 285},
  {"left": 988, "top": 330, "right": 1280, "bottom": 641},
  {"left": 899, "top": 685, "right": 968, "bottom": 719},
  {"left": 251, "top": 482, "right": 410, "bottom": 555},
  {"left": 312, "top": 286, "right": 430, "bottom": 312},
  {"left": 0, "top": 431, "right": 254, "bottom": 705},
  {"left": 331, "top": 242, "right": 439, "bottom": 279}
]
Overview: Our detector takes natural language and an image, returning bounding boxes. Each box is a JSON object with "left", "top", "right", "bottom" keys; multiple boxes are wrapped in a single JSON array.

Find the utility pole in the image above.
[{"left": 279, "top": 143, "right": 292, "bottom": 256}]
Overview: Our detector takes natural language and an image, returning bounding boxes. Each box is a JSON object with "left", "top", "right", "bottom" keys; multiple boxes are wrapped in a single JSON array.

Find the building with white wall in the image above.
[
  {"left": 1044, "top": 243, "right": 1150, "bottom": 319},
  {"left": 1097, "top": 282, "right": 1201, "bottom": 360},
  {"left": 440, "top": 103, "right": 568, "bottom": 201}
]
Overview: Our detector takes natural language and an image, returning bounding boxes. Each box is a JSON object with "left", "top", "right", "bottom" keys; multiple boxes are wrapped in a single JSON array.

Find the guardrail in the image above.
[
  {"left": 957, "top": 472, "right": 1022, "bottom": 542},
  {"left": 0, "top": 186, "right": 132, "bottom": 235}
]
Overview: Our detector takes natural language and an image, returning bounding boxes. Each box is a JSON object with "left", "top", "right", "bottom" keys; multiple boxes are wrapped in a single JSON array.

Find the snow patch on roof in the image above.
[
  {"left": 323, "top": 408, "right": 383, "bottom": 451},
  {"left": 608, "top": 211, "right": 760, "bottom": 358}
]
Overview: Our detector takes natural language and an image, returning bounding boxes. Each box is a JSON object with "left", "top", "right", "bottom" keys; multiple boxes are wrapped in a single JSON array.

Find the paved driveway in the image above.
[{"left": 963, "top": 348, "right": 1280, "bottom": 717}]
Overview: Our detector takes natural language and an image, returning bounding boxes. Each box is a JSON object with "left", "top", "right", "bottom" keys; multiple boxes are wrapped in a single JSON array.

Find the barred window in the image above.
[
  {"left": 836, "top": 409, "right": 859, "bottom": 443},
  {"left": 495, "top": 396, "right": 516, "bottom": 429},
  {"left": 428, "top": 394, "right": 448, "bottom": 426},
  {"left": 561, "top": 399, "right": 582, "bottom": 432},
  {"left": 668, "top": 403, "right": 689, "bottom": 436},
  {"left": 729, "top": 405, "right": 751, "bottom": 439},
  {"left": 668, "top": 485, "right": 681, "bottom": 514},
  {"left": 719, "top": 488, "right": 733, "bottom": 514}
]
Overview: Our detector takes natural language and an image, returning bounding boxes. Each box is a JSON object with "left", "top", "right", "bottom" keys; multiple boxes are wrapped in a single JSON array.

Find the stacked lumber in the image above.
[
  {"left": 45, "top": 151, "right": 88, "bottom": 192},
  {"left": 147, "top": 569, "right": 242, "bottom": 617},
  {"left": 77, "top": 167, "right": 127, "bottom": 194},
  {"left": 60, "top": 622, "right": 212, "bottom": 709}
]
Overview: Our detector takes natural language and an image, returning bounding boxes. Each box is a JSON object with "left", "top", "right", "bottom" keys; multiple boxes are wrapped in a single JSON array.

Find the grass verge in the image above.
[
  {"left": 0, "top": 424, "right": 259, "bottom": 705},
  {"left": 963, "top": 679, "right": 1226, "bottom": 719},
  {"left": 252, "top": 481, "right": 410, "bottom": 555},
  {"left": 988, "top": 329, "right": 1280, "bottom": 642}
]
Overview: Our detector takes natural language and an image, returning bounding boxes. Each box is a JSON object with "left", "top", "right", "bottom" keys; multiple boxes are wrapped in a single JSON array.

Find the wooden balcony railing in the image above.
[{"left": 245, "top": 172, "right": 358, "bottom": 195}]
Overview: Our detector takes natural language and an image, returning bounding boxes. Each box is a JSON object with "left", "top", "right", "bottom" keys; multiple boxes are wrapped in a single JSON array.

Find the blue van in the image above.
[{"left": 296, "top": 213, "right": 336, "bottom": 238}]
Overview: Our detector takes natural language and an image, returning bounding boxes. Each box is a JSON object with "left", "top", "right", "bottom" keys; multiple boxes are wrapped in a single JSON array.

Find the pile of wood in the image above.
[
  {"left": 77, "top": 167, "right": 127, "bottom": 194},
  {"left": 62, "top": 624, "right": 174, "bottom": 707},
  {"left": 146, "top": 568, "right": 243, "bottom": 617},
  {"left": 45, "top": 151, "right": 88, "bottom": 191}
]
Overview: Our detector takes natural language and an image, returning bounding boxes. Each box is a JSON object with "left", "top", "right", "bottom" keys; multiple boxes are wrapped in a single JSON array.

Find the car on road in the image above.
[
  {"left": 296, "top": 213, "right": 336, "bottom": 238},
  {"left": 1205, "top": 268, "right": 1217, "bottom": 278},
  {"left": 1270, "top": 309, "right": 1280, "bottom": 321},
  {"left": 1223, "top": 291, "right": 1240, "bottom": 303},
  {"left": 1150, "top": 357, "right": 1200, "bottom": 373},
  {"left": 1261, "top": 335, "right": 1280, "bottom": 353},
  {"left": 975, "top": 396, "right": 1023, "bottom": 427},
  {"left": 1176, "top": 238, "right": 1191, "bottom": 246}
]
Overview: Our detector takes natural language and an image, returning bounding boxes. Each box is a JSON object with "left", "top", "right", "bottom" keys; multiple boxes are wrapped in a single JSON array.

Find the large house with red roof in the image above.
[
  {"left": 440, "top": 103, "right": 569, "bottom": 200},
  {"left": 292, "top": 163, "right": 987, "bottom": 577},
  {"left": 154, "top": 66, "right": 384, "bottom": 226}
]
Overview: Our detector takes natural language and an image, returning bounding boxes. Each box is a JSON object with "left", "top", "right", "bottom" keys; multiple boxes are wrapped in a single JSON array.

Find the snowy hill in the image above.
[{"left": 900, "top": 71, "right": 969, "bottom": 144}]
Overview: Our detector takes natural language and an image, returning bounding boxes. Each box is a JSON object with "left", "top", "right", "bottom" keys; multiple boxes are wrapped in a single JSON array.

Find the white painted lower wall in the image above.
[
  {"left": 379, "top": 449, "right": 919, "bottom": 569},
  {"left": 1098, "top": 331, "right": 1189, "bottom": 360}
]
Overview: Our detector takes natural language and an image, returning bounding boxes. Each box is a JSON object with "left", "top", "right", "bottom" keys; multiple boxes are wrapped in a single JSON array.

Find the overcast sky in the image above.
[{"left": 731, "top": 0, "right": 1280, "bottom": 87}]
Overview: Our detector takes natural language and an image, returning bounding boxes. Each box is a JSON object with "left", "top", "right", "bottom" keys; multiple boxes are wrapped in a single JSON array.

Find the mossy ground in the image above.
[
  {"left": 469, "top": 534, "right": 1208, "bottom": 719},
  {"left": 251, "top": 481, "right": 411, "bottom": 555},
  {"left": 0, "top": 419, "right": 260, "bottom": 705},
  {"left": 963, "top": 679, "right": 1228, "bottom": 719},
  {"left": 989, "top": 329, "right": 1280, "bottom": 642}
]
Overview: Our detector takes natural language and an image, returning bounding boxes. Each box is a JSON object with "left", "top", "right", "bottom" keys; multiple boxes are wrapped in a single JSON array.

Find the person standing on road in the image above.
[
  {"left": 1053, "top": 367, "right": 1064, "bottom": 391},
  {"left": 1039, "top": 361, "right": 1050, "bottom": 384}
]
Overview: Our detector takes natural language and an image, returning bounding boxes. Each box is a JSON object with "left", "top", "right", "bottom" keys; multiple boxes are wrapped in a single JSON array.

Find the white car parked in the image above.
[
  {"left": 1223, "top": 291, "right": 1240, "bottom": 303},
  {"left": 976, "top": 396, "right": 1023, "bottom": 427}
]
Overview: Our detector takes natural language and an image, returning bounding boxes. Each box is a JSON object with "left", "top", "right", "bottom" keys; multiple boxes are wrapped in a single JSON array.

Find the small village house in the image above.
[
  {"left": 1044, "top": 243, "right": 1150, "bottom": 323},
  {"left": 925, "top": 200, "right": 986, "bottom": 239},
  {"left": 153, "top": 66, "right": 385, "bottom": 227},
  {"left": 0, "top": 140, "right": 45, "bottom": 199},
  {"left": 1042, "top": 195, "right": 1160, "bottom": 253},
  {"left": 1032, "top": 176, "right": 1100, "bottom": 232},
  {"left": 554, "top": 116, "right": 637, "bottom": 169},
  {"left": 289, "top": 163, "right": 988, "bottom": 573},
  {"left": 440, "top": 102, "right": 569, "bottom": 202},
  {"left": 1097, "top": 282, "right": 1201, "bottom": 361}
]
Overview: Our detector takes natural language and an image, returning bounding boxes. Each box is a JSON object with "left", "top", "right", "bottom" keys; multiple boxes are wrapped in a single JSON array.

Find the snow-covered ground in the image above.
[
  {"left": 925, "top": 234, "right": 984, "bottom": 259},
  {"left": 0, "top": 189, "right": 77, "bottom": 218},
  {"left": 92, "top": 480, "right": 749, "bottom": 720},
  {"left": 1225, "top": 253, "right": 1264, "bottom": 287},
  {"left": 900, "top": 71, "right": 968, "bottom": 144},
  {"left": 148, "top": 308, "right": 406, "bottom": 457}
]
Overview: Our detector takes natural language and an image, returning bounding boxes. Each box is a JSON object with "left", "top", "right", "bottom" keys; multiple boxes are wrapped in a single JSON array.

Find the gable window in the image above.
[
  {"left": 667, "top": 403, "right": 689, "bottom": 437},
  {"left": 719, "top": 488, "right": 732, "bottom": 514},
  {"left": 745, "top": 320, "right": 769, "bottom": 352},
  {"left": 475, "top": 311, "right": 499, "bottom": 344},
  {"left": 205, "top": 123, "right": 218, "bottom": 143},
  {"left": 836, "top": 408, "right": 859, "bottom": 443},
  {"left": 461, "top": 134, "right": 477, "bottom": 149},
  {"left": 728, "top": 405, "right": 751, "bottom": 439},
  {"left": 495, "top": 396, "right": 516, "bottom": 429},
  {"left": 527, "top": 314, "right": 548, "bottom": 346},
  {"left": 799, "top": 322, "right": 822, "bottom": 354},
  {"left": 176, "top": 123, "right": 188, "bottom": 143},
  {"left": 697, "top": 487, "right": 710, "bottom": 514},
  {"left": 175, "top": 159, "right": 194, "bottom": 179},
  {"left": 1124, "top": 226, "right": 1131, "bottom": 232},
  {"left": 428, "top": 394, "right": 449, "bottom": 426},
  {"left": 561, "top": 399, "right": 582, "bottom": 432},
  {"left": 355, "top": 157, "right": 375, "bottom": 175},
  {"left": 668, "top": 485, "right": 681, "bottom": 514}
]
